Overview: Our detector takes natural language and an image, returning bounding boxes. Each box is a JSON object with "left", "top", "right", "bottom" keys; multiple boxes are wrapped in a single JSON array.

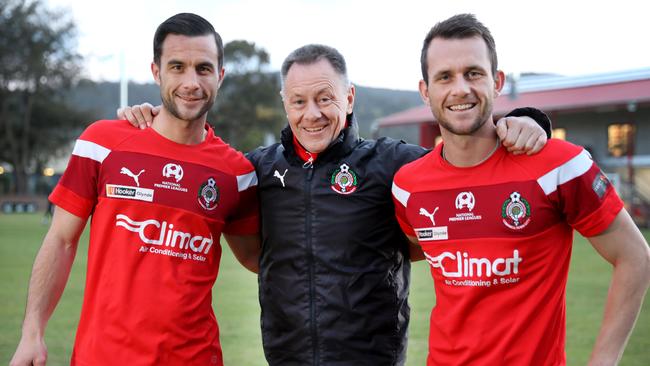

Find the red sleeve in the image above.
[
  {"left": 49, "top": 183, "right": 95, "bottom": 219},
  {"left": 222, "top": 172, "right": 260, "bottom": 236},
  {"left": 392, "top": 181, "right": 416, "bottom": 237},
  {"left": 50, "top": 142, "right": 103, "bottom": 219},
  {"left": 551, "top": 162, "right": 623, "bottom": 237}
]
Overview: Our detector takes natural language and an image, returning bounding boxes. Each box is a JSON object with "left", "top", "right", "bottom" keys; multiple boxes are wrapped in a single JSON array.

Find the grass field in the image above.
[{"left": 0, "top": 213, "right": 648, "bottom": 365}]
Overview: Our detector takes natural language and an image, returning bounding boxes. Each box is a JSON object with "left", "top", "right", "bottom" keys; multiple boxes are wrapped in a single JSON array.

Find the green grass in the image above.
[{"left": 0, "top": 213, "right": 648, "bottom": 365}]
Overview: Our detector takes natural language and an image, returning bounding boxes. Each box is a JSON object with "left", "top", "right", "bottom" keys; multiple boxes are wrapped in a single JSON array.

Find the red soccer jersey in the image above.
[
  {"left": 50, "top": 120, "right": 259, "bottom": 366},
  {"left": 392, "top": 139, "right": 622, "bottom": 366}
]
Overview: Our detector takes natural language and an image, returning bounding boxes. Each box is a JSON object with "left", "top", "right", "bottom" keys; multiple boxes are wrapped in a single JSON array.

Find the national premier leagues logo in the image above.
[
  {"left": 501, "top": 191, "right": 531, "bottom": 230},
  {"left": 330, "top": 163, "right": 358, "bottom": 195},
  {"left": 198, "top": 177, "right": 219, "bottom": 210}
]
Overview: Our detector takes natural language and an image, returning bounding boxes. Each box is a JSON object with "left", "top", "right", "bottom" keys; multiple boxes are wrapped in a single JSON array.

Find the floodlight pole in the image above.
[{"left": 120, "top": 51, "right": 128, "bottom": 108}]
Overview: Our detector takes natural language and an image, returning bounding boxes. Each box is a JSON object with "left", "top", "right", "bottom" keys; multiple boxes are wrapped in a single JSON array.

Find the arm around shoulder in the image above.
[{"left": 586, "top": 209, "right": 650, "bottom": 365}]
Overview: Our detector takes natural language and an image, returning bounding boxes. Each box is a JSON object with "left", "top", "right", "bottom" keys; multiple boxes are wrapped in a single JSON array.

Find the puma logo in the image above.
[
  {"left": 419, "top": 207, "right": 439, "bottom": 226},
  {"left": 120, "top": 167, "right": 145, "bottom": 187},
  {"left": 273, "top": 169, "right": 288, "bottom": 188}
]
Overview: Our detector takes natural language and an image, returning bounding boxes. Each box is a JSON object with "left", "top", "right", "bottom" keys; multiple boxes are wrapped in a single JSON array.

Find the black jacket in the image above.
[
  {"left": 247, "top": 117, "right": 427, "bottom": 366},
  {"left": 247, "top": 109, "right": 551, "bottom": 366}
]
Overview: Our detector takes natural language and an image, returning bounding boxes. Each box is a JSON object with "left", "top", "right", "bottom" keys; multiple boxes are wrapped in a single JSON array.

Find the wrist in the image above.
[
  {"left": 505, "top": 107, "right": 552, "bottom": 138},
  {"left": 21, "top": 321, "right": 45, "bottom": 340}
]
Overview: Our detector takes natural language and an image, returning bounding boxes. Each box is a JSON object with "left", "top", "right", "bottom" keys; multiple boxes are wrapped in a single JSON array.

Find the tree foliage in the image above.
[
  {"left": 0, "top": 0, "right": 87, "bottom": 194},
  {"left": 209, "top": 40, "right": 285, "bottom": 152}
]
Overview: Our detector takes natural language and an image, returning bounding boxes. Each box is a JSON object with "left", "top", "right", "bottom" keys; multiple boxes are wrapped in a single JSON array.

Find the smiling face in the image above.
[
  {"left": 152, "top": 34, "right": 224, "bottom": 123},
  {"left": 282, "top": 58, "right": 355, "bottom": 153},
  {"left": 419, "top": 36, "right": 504, "bottom": 136}
]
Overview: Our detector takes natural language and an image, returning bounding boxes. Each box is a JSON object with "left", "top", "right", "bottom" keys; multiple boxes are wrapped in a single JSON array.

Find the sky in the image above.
[{"left": 47, "top": 0, "right": 649, "bottom": 91}]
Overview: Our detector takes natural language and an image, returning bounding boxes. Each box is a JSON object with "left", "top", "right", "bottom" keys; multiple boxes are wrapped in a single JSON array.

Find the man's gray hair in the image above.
[{"left": 280, "top": 44, "right": 349, "bottom": 92}]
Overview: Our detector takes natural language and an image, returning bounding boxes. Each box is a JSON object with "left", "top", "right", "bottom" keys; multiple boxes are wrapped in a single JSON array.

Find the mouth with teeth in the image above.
[
  {"left": 447, "top": 103, "right": 476, "bottom": 111},
  {"left": 176, "top": 94, "right": 204, "bottom": 103},
  {"left": 303, "top": 125, "right": 327, "bottom": 133}
]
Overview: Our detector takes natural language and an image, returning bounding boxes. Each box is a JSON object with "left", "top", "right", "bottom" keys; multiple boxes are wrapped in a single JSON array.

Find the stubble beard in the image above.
[
  {"left": 434, "top": 98, "right": 493, "bottom": 136},
  {"left": 161, "top": 92, "right": 216, "bottom": 123}
]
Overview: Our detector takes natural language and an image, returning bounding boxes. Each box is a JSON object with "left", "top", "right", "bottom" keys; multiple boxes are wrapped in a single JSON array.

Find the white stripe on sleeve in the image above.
[
  {"left": 537, "top": 149, "right": 593, "bottom": 195},
  {"left": 237, "top": 171, "right": 258, "bottom": 192},
  {"left": 392, "top": 182, "right": 410, "bottom": 207},
  {"left": 72, "top": 139, "right": 111, "bottom": 163}
]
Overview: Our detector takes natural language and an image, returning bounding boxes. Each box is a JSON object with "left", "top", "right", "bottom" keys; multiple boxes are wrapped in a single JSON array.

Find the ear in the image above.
[
  {"left": 151, "top": 62, "right": 161, "bottom": 86},
  {"left": 346, "top": 84, "right": 356, "bottom": 114},
  {"left": 418, "top": 79, "right": 431, "bottom": 106},
  {"left": 493, "top": 70, "right": 506, "bottom": 97},
  {"left": 216, "top": 67, "right": 225, "bottom": 89}
]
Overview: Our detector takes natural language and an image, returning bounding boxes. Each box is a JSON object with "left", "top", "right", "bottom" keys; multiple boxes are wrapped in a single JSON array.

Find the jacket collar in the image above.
[{"left": 281, "top": 113, "right": 361, "bottom": 165}]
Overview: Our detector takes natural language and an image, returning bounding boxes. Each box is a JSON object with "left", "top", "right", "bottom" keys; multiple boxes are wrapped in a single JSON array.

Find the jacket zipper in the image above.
[{"left": 304, "top": 160, "right": 318, "bottom": 365}]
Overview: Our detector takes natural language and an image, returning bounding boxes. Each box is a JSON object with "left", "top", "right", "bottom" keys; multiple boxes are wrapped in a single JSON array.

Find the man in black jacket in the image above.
[
  {"left": 119, "top": 44, "right": 550, "bottom": 365},
  {"left": 248, "top": 44, "right": 549, "bottom": 366}
]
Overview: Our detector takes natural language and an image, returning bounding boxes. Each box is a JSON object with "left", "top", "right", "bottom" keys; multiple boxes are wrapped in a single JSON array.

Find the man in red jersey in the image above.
[
  {"left": 392, "top": 13, "right": 650, "bottom": 366},
  {"left": 10, "top": 13, "right": 260, "bottom": 366}
]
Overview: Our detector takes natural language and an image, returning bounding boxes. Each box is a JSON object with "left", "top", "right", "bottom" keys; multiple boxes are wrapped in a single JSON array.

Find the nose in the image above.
[
  {"left": 304, "top": 100, "right": 322, "bottom": 121},
  {"left": 181, "top": 70, "right": 200, "bottom": 92},
  {"left": 450, "top": 76, "right": 471, "bottom": 97}
]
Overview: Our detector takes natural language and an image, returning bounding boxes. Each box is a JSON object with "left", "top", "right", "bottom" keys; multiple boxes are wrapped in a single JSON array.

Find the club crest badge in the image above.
[
  {"left": 501, "top": 191, "right": 531, "bottom": 230},
  {"left": 198, "top": 177, "right": 219, "bottom": 210},
  {"left": 330, "top": 163, "right": 358, "bottom": 195}
]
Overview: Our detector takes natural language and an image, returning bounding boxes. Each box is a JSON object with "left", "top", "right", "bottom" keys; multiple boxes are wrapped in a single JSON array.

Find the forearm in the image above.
[
  {"left": 21, "top": 232, "right": 79, "bottom": 338},
  {"left": 408, "top": 237, "right": 425, "bottom": 262},
  {"left": 223, "top": 233, "right": 261, "bottom": 274},
  {"left": 588, "top": 254, "right": 650, "bottom": 364}
]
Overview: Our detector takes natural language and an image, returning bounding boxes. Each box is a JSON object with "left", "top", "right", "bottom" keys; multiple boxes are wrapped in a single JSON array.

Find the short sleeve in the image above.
[
  {"left": 540, "top": 149, "right": 624, "bottom": 237},
  {"left": 50, "top": 137, "right": 107, "bottom": 219},
  {"left": 392, "top": 180, "right": 416, "bottom": 237},
  {"left": 222, "top": 170, "right": 260, "bottom": 236}
]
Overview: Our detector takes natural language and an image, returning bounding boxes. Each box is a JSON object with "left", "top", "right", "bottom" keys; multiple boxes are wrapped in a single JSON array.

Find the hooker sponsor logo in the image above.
[
  {"left": 115, "top": 214, "right": 213, "bottom": 254},
  {"left": 106, "top": 184, "right": 154, "bottom": 202},
  {"left": 415, "top": 226, "right": 448, "bottom": 241}
]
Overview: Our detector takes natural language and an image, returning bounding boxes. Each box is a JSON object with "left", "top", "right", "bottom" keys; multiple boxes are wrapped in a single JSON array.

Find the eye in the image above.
[
  {"left": 436, "top": 73, "right": 450, "bottom": 82},
  {"left": 198, "top": 65, "right": 213, "bottom": 74},
  {"left": 170, "top": 64, "right": 182, "bottom": 71},
  {"left": 467, "top": 71, "right": 482, "bottom": 79}
]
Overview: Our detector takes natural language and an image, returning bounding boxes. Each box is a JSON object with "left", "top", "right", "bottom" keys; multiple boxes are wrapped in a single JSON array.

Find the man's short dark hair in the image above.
[
  {"left": 420, "top": 13, "right": 497, "bottom": 84},
  {"left": 280, "top": 44, "right": 349, "bottom": 89},
  {"left": 153, "top": 13, "right": 224, "bottom": 70}
]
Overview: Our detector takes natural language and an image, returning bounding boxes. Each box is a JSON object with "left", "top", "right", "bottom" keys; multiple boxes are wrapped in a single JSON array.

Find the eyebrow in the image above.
[
  {"left": 433, "top": 64, "right": 487, "bottom": 77},
  {"left": 167, "top": 59, "right": 184, "bottom": 66},
  {"left": 287, "top": 86, "right": 333, "bottom": 98},
  {"left": 196, "top": 61, "right": 215, "bottom": 69},
  {"left": 166, "top": 60, "right": 215, "bottom": 69}
]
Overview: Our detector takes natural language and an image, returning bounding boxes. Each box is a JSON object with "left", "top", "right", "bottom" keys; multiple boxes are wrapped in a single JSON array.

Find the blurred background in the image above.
[
  {"left": 0, "top": 0, "right": 648, "bottom": 364},
  {"left": 1, "top": 0, "right": 649, "bottom": 219}
]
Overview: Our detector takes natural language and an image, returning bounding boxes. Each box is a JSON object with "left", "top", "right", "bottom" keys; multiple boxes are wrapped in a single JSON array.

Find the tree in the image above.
[
  {"left": 210, "top": 40, "right": 285, "bottom": 152},
  {"left": 0, "top": 0, "right": 87, "bottom": 194}
]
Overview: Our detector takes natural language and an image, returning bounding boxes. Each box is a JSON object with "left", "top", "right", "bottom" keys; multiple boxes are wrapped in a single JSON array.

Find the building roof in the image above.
[{"left": 377, "top": 68, "right": 650, "bottom": 127}]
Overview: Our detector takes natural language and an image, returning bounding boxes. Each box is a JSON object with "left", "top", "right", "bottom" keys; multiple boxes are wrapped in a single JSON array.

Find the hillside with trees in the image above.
[{"left": 65, "top": 80, "right": 422, "bottom": 146}]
